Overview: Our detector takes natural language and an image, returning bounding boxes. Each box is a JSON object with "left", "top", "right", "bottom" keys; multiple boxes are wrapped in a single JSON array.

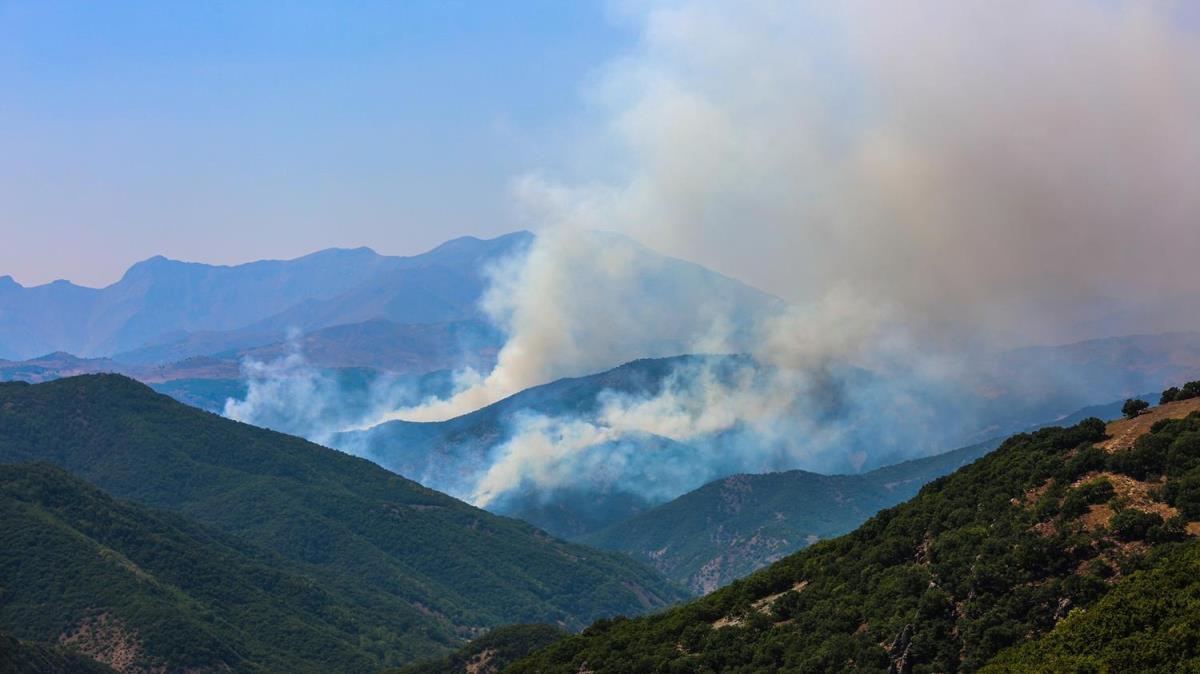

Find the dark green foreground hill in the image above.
[
  {"left": 508, "top": 402, "right": 1200, "bottom": 673},
  {"left": 0, "top": 375, "right": 685, "bottom": 671},
  {"left": 584, "top": 398, "right": 1141, "bottom": 595},
  {"left": 981, "top": 540, "right": 1200, "bottom": 673},
  {"left": 0, "top": 629, "right": 115, "bottom": 674},
  {"left": 1, "top": 463, "right": 385, "bottom": 673},
  {"left": 386, "top": 624, "right": 567, "bottom": 674},
  {"left": 583, "top": 439, "right": 999, "bottom": 594}
]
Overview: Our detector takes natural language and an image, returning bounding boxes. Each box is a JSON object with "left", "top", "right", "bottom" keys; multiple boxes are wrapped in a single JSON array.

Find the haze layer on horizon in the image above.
[{"left": 0, "top": 1, "right": 628, "bottom": 287}]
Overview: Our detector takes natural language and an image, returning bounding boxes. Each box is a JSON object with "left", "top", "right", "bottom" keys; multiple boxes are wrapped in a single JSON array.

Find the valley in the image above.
[
  {"left": 4, "top": 234, "right": 1200, "bottom": 673},
  {"left": 5, "top": 4, "right": 1197, "bottom": 671},
  {"left": 506, "top": 393, "right": 1200, "bottom": 673}
]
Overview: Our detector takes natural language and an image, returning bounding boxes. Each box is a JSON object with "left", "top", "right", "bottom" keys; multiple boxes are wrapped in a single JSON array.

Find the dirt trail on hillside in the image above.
[{"left": 1098, "top": 398, "right": 1200, "bottom": 452}]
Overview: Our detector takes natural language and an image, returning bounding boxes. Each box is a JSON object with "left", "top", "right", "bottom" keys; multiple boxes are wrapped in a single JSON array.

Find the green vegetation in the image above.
[
  {"left": 982, "top": 540, "right": 1200, "bottom": 673},
  {"left": 148, "top": 377, "right": 246, "bottom": 413},
  {"left": 1160, "top": 380, "right": 1200, "bottom": 404},
  {"left": 1059, "top": 476, "right": 1113, "bottom": 519},
  {"left": 583, "top": 439, "right": 999, "bottom": 593},
  {"left": 1122, "top": 398, "right": 1149, "bottom": 418},
  {"left": 0, "top": 463, "right": 392, "bottom": 672},
  {"left": 0, "top": 375, "right": 685, "bottom": 670},
  {"left": 385, "top": 624, "right": 567, "bottom": 674},
  {"left": 583, "top": 396, "right": 1140, "bottom": 594},
  {"left": 0, "top": 629, "right": 116, "bottom": 674},
  {"left": 507, "top": 411, "right": 1200, "bottom": 673}
]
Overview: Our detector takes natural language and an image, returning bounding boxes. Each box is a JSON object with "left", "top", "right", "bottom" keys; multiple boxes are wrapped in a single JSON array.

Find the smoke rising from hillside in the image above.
[
  {"left": 232, "top": 1, "right": 1200, "bottom": 511},
  {"left": 392, "top": 0, "right": 1200, "bottom": 412},
  {"left": 224, "top": 337, "right": 442, "bottom": 445},
  {"left": 581, "top": 0, "right": 1200, "bottom": 327}
]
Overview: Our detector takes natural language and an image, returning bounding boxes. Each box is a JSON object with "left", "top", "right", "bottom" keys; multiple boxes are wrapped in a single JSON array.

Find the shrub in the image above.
[
  {"left": 1060, "top": 478, "right": 1114, "bottom": 519},
  {"left": 1163, "top": 474, "right": 1200, "bottom": 520},
  {"left": 1108, "top": 508, "right": 1162, "bottom": 541},
  {"left": 1123, "top": 399, "right": 1150, "bottom": 418}
]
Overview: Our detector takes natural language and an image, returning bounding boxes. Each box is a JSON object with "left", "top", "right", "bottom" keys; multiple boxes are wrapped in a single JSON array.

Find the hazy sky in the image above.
[{"left": 0, "top": 1, "right": 629, "bottom": 287}]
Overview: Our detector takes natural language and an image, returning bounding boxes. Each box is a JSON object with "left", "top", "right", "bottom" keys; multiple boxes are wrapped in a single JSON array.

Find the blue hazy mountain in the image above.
[
  {"left": 334, "top": 356, "right": 742, "bottom": 537},
  {"left": 335, "top": 336, "right": 1200, "bottom": 541},
  {"left": 0, "top": 232, "right": 533, "bottom": 361},
  {"left": 581, "top": 395, "right": 1148, "bottom": 593}
]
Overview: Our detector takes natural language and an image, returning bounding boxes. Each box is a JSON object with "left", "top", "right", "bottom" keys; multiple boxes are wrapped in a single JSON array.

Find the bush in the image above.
[
  {"left": 1123, "top": 399, "right": 1150, "bottom": 418},
  {"left": 1109, "top": 432, "right": 1172, "bottom": 479},
  {"left": 1061, "top": 478, "right": 1115, "bottom": 519},
  {"left": 1163, "top": 474, "right": 1200, "bottom": 519},
  {"left": 1163, "top": 381, "right": 1200, "bottom": 404},
  {"left": 1148, "top": 515, "right": 1187, "bottom": 544},
  {"left": 1108, "top": 509, "right": 1163, "bottom": 541}
]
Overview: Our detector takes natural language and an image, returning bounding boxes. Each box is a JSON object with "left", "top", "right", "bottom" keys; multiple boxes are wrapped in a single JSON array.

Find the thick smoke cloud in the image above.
[
  {"left": 224, "top": 336, "right": 445, "bottom": 445},
  {"left": 469, "top": 354, "right": 977, "bottom": 508},
  {"left": 233, "top": 1, "right": 1200, "bottom": 513},
  {"left": 574, "top": 0, "right": 1200, "bottom": 339},
  {"left": 395, "top": 0, "right": 1200, "bottom": 421}
]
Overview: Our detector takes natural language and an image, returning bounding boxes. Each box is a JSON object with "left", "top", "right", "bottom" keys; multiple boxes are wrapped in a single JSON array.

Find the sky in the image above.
[{"left": 0, "top": 1, "right": 630, "bottom": 287}]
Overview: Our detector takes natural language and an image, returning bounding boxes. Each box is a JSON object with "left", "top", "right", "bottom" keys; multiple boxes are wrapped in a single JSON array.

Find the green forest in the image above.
[
  {"left": 0, "top": 376, "right": 682, "bottom": 671},
  {"left": 508, "top": 405, "right": 1200, "bottom": 673}
]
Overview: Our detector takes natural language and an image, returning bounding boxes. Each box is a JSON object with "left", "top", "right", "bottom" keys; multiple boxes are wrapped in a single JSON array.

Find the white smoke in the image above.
[
  {"left": 223, "top": 337, "right": 432, "bottom": 445},
  {"left": 575, "top": 0, "right": 1200, "bottom": 336},
  {"left": 234, "top": 1, "right": 1200, "bottom": 515},
  {"left": 389, "top": 0, "right": 1200, "bottom": 414}
]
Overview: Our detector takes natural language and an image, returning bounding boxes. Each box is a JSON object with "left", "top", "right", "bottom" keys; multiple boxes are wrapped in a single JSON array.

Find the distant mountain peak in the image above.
[
  {"left": 423, "top": 230, "right": 534, "bottom": 256},
  {"left": 297, "top": 245, "right": 381, "bottom": 260},
  {"left": 117, "top": 254, "right": 192, "bottom": 282}
]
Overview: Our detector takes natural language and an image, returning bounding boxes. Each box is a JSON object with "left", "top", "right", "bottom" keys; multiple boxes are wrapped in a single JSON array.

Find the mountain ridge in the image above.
[
  {"left": 582, "top": 395, "right": 1149, "bottom": 593},
  {"left": 505, "top": 393, "right": 1200, "bottom": 672},
  {"left": 0, "top": 374, "right": 686, "bottom": 670},
  {"left": 0, "top": 233, "right": 534, "bottom": 360}
]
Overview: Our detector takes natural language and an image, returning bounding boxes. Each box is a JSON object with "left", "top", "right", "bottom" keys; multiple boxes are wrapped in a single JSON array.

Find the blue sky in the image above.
[{"left": 0, "top": 1, "right": 631, "bottom": 286}]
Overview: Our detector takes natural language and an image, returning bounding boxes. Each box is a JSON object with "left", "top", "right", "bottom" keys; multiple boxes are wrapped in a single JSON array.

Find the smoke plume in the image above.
[{"left": 234, "top": 1, "right": 1200, "bottom": 515}]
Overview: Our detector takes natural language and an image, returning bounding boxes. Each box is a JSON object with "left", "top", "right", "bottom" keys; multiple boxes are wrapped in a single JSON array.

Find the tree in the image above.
[
  {"left": 1109, "top": 508, "right": 1162, "bottom": 541},
  {"left": 1162, "top": 387, "right": 1181, "bottom": 405},
  {"left": 1123, "top": 399, "right": 1150, "bottom": 418}
]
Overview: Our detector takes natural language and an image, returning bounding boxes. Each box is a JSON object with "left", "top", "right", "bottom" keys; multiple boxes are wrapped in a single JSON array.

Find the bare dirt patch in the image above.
[
  {"left": 713, "top": 581, "right": 808, "bottom": 629},
  {"left": 1098, "top": 398, "right": 1200, "bottom": 452},
  {"left": 1079, "top": 503, "right": 1115, "bottom": 532},
  {"left": 1072, "top": 472, "right": 1178, "bottom": 520},
  {"left": 465, "top": 647, "right": 497, "bottom": 674},
  {"left": 59, "top": 614, "right": 147, "bottom": 673}
]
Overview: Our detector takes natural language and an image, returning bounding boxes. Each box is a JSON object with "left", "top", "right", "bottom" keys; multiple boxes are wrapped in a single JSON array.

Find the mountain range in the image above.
[
  {"left": 5, "top": 233, "right": 1200, "bottom": 672},
  {"left": 336, "top": 342, "right": 1198, "bottom": 538},
  {"left": 5, "top": 236, "right": 1200, "bottom": 593},
  {"left": 579, "top": 395, "right": 1147, "bottom": 593},
  {"left": 507, "top": 394, "right": 1200, "bottom": 673},
  {"left": 0, "top": 375, "right": 685, "bottom": 671},
  {"left": 0, "top": 231, "right": 782, "bottom": 373},
  {"left": 0, "top": 233, "right": 532, "bottom": 361}
]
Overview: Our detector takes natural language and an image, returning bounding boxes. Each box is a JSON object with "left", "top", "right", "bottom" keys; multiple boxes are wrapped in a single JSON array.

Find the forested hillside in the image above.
[
  {"left": 583, "top": 397, "right": 1141, "bottom": 594},
  {"left": 1, "top": 463, "right": 401, "bottom": 672},
  {"left": 0, "top": 375, "right": 684, "bottom": 670},
  {"left": 982, "top": 539, "right": 1200, "bottom": 673},
  {"left": 386, "top": 624, "right": 567, "bottom": 674},
  {"left": 583, "top": 439, "right": 998, "bottom": 593},
  {"left": 0, "top": 629, "right": 116, "bottom": 674},
  {"left": 508, "top": 397, "right": 1200, "bottom": 673}
]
